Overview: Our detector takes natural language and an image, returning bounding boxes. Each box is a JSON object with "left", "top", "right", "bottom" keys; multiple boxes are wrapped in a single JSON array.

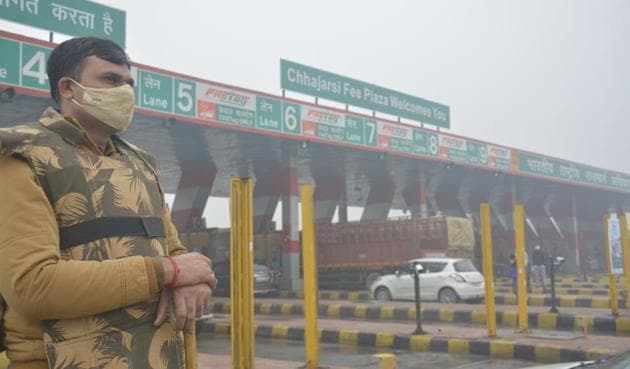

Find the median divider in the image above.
[
  {"left": 198, "top": 321, "right": 615, "bottom": 364},
  {"left": 208, "top": 301, "right": 630, "bottom": 336},
  {"left": 277, "top": 290, "right": 624, "bottom": 309},
  {"left": 495, "top": 287, "right": 618, "bottom": 296}
]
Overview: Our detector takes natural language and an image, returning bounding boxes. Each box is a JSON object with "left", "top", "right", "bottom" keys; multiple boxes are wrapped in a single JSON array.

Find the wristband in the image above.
[{"left": 166, "top": 256, "right": 180, "bottom": 287}]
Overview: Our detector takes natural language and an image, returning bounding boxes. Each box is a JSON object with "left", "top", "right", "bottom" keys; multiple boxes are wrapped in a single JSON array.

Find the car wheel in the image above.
[
  {"left": 438, "top": 287, "right": 459, "bottom": 304},
  {"left": 374, "top": 287, "right": 392, "bottom": 301},
  {"left": 365, "top": 272, "right": 381, "bottom": 289}
]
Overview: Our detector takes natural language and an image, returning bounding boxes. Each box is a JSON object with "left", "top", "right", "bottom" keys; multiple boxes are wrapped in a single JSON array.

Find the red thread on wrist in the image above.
[{"left": 166, "top": 256, "right": 180, "bottom": 287}]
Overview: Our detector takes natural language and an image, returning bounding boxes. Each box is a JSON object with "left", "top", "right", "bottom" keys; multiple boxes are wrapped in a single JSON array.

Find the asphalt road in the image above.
[{"left": 197, "top": 332, "right": 535, "bottom": 369}]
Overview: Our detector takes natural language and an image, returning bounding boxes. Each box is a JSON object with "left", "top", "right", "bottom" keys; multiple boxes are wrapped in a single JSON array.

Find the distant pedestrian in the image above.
[
  {"left": 532, "top": 245, "right": 547, "bottom": 289},
  {"left": 509, "top": 253, "right": 518, "bottom": 294}
]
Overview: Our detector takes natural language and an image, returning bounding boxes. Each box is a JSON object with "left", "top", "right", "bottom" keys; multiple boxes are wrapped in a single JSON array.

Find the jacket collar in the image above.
[
  {"left": 38, "top": 107, "right": 119, "bottom": 156},
  {"left": 38, "top": 107, "right": 86, "bottom": 147}
]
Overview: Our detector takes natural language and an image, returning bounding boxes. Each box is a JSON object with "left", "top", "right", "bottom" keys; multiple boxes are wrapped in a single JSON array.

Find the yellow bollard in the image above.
[
  {"left": 480, "top": 203, "right": 497, "bottom": 337},
  {"left": 603, "top": 214, "right": 620, "bottom": 317},
  {"left": 229, "top": 178, "right": 255, "bottom": 369},
  {"left": 374, "top": 353, "right": 397, "bottom": 369},
  {"left": 301, "top": 184, "right": 320, "bottom": 369},
  {"left": 514, "top": 204, "right": 528, "bottom": 333},
  {"left": 618, "top": 213, "right": 630, "bottom": 308},
  {"left": 577, "top": 316, "right": 588, "bottom": 337}
]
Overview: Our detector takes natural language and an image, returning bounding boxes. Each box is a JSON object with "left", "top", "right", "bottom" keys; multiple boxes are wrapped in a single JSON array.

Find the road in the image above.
[{"left": 197, "top": 332, "right": 535, "bottom": 369}]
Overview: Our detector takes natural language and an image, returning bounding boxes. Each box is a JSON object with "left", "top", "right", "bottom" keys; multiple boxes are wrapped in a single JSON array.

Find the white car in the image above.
[{"left": 369, "top": 258, "right": 485, "bottom": 303}]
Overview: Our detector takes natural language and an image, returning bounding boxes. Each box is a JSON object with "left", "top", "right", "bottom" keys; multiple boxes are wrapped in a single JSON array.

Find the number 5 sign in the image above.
[{"left": 174, "top": 78, "right": 196, "bottom": 117}]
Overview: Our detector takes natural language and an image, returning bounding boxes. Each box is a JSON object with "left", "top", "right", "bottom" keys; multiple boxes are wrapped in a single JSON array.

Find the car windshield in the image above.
[
  {"left": 254, "top": 264, "right": 268, "bottom": 273},
  {"left": 453, "top": 259, "right": 477, "bottom": 273}
]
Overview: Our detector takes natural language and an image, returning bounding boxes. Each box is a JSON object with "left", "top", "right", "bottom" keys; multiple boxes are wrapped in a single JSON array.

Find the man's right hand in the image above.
[{"left": 161, "top": 252, "right": 217, "bottom": 288}]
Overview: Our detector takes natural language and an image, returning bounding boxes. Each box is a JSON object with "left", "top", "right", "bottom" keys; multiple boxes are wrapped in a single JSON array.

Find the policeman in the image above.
[{"left": 0, "top": 37, "right": 217, "bottom": 369}]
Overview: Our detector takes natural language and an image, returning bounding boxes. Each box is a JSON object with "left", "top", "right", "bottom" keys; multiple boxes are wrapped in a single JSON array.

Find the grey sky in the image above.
[{"left": 3, "top": 0, "right": 629, "bottom": 227}]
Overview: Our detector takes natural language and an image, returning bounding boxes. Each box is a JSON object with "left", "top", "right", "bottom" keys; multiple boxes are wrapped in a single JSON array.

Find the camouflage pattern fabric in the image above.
[{"left": 0, "top": 108, "right": 184, "bottom": 369}]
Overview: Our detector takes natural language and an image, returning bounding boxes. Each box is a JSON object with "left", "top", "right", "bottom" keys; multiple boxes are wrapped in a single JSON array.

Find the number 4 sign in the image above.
[{"left": 21, "top": 43, "right": 50, "bottom": 90}]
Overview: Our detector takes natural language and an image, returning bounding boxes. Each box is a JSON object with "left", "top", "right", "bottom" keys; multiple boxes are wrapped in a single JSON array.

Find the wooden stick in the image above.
[{"left": 185, "top": 326, "right": 197, "bottom": 369}]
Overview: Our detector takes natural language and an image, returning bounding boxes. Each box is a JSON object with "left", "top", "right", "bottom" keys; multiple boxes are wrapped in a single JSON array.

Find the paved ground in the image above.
[{"left": 196, "top": 333, "right": 535, "bottom": 369}]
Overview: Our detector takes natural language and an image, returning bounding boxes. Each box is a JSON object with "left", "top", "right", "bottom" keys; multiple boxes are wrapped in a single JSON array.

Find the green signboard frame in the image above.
[{"left": 0, "top": 0, "right": 125, "bottom": 47}]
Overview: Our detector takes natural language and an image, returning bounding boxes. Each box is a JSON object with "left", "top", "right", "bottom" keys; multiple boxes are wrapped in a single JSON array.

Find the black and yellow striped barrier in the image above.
[
  {"left": 208, "top": 301, "right": 630, "bottom": 336},
  {"left": 199, "top": 321, "right": 615, "bottom": 363},
  {"left": 496, "top": 287, "right": 615, "bottom": 296},
  {"left": 277, "top": 290, "right": 625, "bottom": 309},
  {"left": 495, "top": 283, "right": 622, "bottom": 291},
  {"left": 496, "top": 276, "right": 609, "bottom": 284}
]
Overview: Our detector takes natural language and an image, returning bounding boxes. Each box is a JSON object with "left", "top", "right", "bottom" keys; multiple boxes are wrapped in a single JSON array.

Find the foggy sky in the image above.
[{"left": 3, "top": 0, "right": 629, "bottom": 226}]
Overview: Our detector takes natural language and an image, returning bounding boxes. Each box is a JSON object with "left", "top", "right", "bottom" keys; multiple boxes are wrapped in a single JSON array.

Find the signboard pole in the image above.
[{"left": 603, "top": 214, "right": 620, "bottom": 316}]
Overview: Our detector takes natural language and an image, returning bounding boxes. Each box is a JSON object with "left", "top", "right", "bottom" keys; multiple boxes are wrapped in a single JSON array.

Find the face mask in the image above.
[{"left": 70, "top": 79, "right": 135, "bottom": 131}]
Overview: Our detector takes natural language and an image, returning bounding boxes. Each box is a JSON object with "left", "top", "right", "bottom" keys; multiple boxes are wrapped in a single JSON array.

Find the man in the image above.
[
  {"left": 0, "top": 37, "right": 217, "bottom": 369},
  {"left": 532, "top": 244, "right": 547, "bottom": 289}
]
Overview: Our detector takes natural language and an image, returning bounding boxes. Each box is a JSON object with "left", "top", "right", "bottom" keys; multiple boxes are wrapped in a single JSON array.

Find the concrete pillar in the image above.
[
  {"left": 402, "top": 169, "right": 428, "bottom": 218},
  {"left": 457, "top": 174, "right": 473, "bottom": 219},
  {"left": 170, "top": 122, "right": 216, "bottom": 232},
  {"left": 280, "top": 154, "right": 302, "bottom": 291},
  {"left": 489, "top": 179, "right": 509, "bottom": 232},
  {"left": 361, "top": 175, "right": 395, "bottom": 221},
  {"left": 171, "top": 166, "right": 216, "bottom": 231},
  {"left": 253, "top": 170, "right": 281, "bottom": 234},
  {"left": 313, "top": 174, "right": 344, "bottom": 223},
  {"left": 338, "top": 191, "right": 348, "bottom": 224},
  {"left": 570, "top": 194, "right": 581, "bottom": 270},
  {"left": 427, "top": 170, "right": 442, "bottom": 217}
]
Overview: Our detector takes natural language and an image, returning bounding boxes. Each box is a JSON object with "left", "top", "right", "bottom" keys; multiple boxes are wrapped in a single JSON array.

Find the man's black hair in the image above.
[{"left": 47, "top": 37, "right": 130, "bottom": 103}]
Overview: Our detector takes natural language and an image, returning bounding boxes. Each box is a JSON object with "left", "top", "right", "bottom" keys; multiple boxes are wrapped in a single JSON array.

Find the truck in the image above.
[
  {"left": 177, "top": 215, "right": 476, "bottom": 290},
  {"left": 315, "top": 216, "right": 476, "bottom": 289}
]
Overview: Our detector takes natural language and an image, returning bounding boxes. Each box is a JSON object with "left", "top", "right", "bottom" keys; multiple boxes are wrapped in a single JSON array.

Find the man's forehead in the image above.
[{"left": 80, "top": 55, "right": 131, "bottom": 76}]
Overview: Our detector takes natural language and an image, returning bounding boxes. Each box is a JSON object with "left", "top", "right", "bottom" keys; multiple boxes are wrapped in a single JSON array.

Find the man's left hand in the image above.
[{"left": 154, "top": 283, "right": 213, "bottom": 331}]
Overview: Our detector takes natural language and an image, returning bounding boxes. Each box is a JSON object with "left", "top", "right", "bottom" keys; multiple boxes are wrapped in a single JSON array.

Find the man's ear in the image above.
[{"left": 58, "top": 77, "right": 79, "bottom": 102}]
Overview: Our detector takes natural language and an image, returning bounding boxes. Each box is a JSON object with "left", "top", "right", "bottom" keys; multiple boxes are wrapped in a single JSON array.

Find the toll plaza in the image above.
[{"left": 2, "top": 27, "right": 630, "bottom": 369}]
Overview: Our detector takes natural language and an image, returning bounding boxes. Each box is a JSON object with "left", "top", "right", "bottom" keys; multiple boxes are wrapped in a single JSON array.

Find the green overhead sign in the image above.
[
  {"left": 280, "top": 59, "right": 450, "bottom": 128},
  {"left": 0, "top": 0, "right": 125, "bottom": 47}
]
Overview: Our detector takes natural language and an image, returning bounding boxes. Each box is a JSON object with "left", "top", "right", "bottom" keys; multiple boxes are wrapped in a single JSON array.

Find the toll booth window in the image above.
[
  {"left": 453, "top": 259, "right": 477, "bottom": 272},
  {"left": 420, "top": 262, "right": 447, "bottom": 273}
]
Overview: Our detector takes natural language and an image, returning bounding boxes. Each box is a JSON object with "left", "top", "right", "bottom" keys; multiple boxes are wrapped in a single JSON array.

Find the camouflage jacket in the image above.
[{"left": 0, "top": 108, "right": 185, "bottom": 369}]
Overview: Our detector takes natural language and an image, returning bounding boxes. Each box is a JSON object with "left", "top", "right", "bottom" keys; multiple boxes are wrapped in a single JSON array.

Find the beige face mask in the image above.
[{"left": 71, "top": 79, "right": 135, "bottom": 132}]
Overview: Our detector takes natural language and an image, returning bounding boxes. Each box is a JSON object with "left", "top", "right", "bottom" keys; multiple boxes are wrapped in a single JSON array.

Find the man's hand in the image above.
[
  {"left": 162, "top": 252, "right": 217, "bottom": 288},
  {"left": 154, "top": 283, "right": 213, "bottom": 332}
]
